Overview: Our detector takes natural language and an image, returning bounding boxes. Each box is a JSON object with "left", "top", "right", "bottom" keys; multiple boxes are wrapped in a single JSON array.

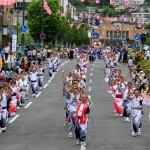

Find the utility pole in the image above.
[
  {"left": 21, "top": 0, "right": 25, "bottom": 57},
  {"left": 41, "top": 0, "right": 44, "bottom": 48}
]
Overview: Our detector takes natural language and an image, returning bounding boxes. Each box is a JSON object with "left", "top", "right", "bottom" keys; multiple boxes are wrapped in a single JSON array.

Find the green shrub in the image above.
[{"left": 138, "top": 61, "right": 150, "bottom": 76}]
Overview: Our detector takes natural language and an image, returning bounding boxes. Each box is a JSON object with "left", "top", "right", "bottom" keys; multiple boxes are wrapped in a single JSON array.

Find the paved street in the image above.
[{"left": 0, "top": 59, "right": 150, "bottom": 150}]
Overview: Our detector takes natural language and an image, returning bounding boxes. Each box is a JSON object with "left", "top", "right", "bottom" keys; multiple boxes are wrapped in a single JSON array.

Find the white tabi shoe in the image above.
[
  {"left": 64, "top": 121, "right": 69, "bottom": 127},
  {"left": 17, "top": 106, "right": 20, "bottom": 110},
  {"left": 76, "top": 139, "right": 81, "bottom": 145},
  {"left": 132, "top": 131, "right": 137, "bottom": 137},
  {"left": 137, "top": 131, "right": 141, "bottom": 136},
  {"left": 139, "top": 128, "right": 142, "bottom": 132},
  {"left": 124, "top": 117, "right": 130, "bottom": 122},
  {"left": 0, "top": 128, "right": 2, "bottom": 133},
  {"left": 21, "top": 104, "right": 25, "bottom": 107},
  {"left": 2, "top": 127, "right": 6, "bottom": 132},
  {"left": 81, "top": 141, "right": 86, "bottom": 146},
  {"left": 68, "top": 131, "right": 73, "bottom": 137},
  {"left": 115, "top": 114, "right": 118, "bottom": 117}
]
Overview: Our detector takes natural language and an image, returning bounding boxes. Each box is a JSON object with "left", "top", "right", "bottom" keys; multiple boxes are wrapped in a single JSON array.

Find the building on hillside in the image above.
[
  {"left": 134, "top": 0, "right": 145, "bottom": 5},
  {"left": 91, "top": 23, "right": 149, "bottom": 48}
]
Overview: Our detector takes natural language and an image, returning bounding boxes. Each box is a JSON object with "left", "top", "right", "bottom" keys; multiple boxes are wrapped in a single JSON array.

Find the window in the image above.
[
  {"left": 106, "top": 31, "right": 110, "bottom": 38},
  {"left": 122, "top": 31, "right": 126, "bottom": 38},
  {"left": 126, "top": 31, "right": 129, "bottom": 38}
]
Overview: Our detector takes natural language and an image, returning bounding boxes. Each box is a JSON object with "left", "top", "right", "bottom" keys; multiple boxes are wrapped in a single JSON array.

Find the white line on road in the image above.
[
  {"left": 89, "top": 79, "right": 92, "bottom": 83},
  {"left": 89, "top": 87, "right": 92, "bottom": 92},
  {"left": 9, "top": 114, "right": 20, "bottom": 124},
  {"left": 36, "top": 92, "right": 41, "bottom": 97},
  {"left": 43, "top": 84, "right": 48, "bottom": 89},
  {"left": 24, "top": 102, "right": 33, "bottom": 109},
  {"left": 91, "top": 68, "right": 93, "bottom": 71},
  {"left": 80, "top": 145, "right": 86, "bottom": 150},
  {"left": 90, "top": 73, "right": 93, "bottom": 76}
]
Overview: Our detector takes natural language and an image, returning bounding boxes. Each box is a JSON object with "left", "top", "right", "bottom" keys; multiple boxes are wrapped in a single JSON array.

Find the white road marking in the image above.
[
  {"left": 36, "top": 92, "right": 41, "bottom": 97},
  {"left": 89, "top": 79, "right": 92, "bottom": 83},
  {"left": 91, "top": 68, "right": 93, "bottom": 71},
  {"left": 9, "top": 114, "right": 20, "bottom": 124},
  {"left": 80, "top": 145, "right": 86, "bottom": 150},
  {"left": 90, "top": 73, "right": 93, "bottom": 76},
  {"left": 24, "top": 102, "right": 33, "bottom": 109},
  {"left": 89, "top": 87, "right": 92, "bottom": 92},
  {"left": 43, "top": 84, "right": 48, "bottom": 89}
]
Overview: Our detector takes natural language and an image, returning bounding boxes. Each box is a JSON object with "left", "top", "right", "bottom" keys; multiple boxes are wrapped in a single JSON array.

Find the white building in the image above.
[{"left": 134, "top": 0, "right": 145, "bottom": 5}]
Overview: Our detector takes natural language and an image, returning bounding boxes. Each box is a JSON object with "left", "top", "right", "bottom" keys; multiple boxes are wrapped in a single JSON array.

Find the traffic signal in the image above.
[{"left": 81, "top": 20, "right": 84, "bottom": 27}]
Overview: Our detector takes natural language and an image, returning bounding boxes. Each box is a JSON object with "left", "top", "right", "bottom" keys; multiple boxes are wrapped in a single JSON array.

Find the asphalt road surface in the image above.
[{"left": 0, "top": 59, "right": 150, "bottom": 150}]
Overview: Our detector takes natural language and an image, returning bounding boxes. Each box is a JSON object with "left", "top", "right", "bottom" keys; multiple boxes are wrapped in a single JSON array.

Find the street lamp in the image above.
[{"left": 10, "top": 3, "right": 22, "bottom": 58}]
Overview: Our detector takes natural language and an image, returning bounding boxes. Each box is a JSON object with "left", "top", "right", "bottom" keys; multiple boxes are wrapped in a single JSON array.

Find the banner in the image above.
[{"left": 12, "top": 34, "right": 17, "bottom": 52}]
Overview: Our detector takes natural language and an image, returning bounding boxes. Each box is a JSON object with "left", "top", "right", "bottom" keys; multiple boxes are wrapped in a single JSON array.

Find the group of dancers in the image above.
[
  {"left": 0, "top": 52, "right": 61, "bottom": 133},
  {"left": 62, "top": 52, "right": 92, "bottom": 146},
  {"left": 103, "top": 51, "right": 150, "bottom": 137}
]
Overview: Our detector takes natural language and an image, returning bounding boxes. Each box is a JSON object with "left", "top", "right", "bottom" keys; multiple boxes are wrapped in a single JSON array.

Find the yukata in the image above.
[
  {"left": 38, "top": 67, "right": 46, "bottom": 89},
  {"left": 30, "top": 71, "right": 38, "bottom": 96},
  {"left": 74, "top": 101, "right": 92, "bottom": 143},
  {"left": 48, "top": 59, "right": 53, "bottom": 77},
  {"left": 131, "top": 96, "right": 143, "bottom": 135},
  {"left": 122, "top": 88, "right": 134, "bottom": 119}
]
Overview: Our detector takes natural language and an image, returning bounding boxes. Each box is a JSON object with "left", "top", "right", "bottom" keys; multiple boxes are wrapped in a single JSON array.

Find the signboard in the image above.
[
  {"left": 12, "top": 34, "right": 17, "bottom": 52},
  {"left": 91, "top": 32, "right": 99, "bottom": 39},
  {"left": 40, "top": 33, "right": 46, "bottom": 39},
  {"left": 20, "top": 25, "right": 28, "bottom": 33},
  {"left": 135, "top": 34, "right": 140, "bottom": 41},
  {"left": 0, "top": 53, "right": 2, "bottom": 70}
]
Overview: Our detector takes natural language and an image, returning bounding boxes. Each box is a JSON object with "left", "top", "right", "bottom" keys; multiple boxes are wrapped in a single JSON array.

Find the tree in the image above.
[
  {"left": 27, "top": 0, "right": 67, "bottom": 44},
  {"left": 27, "top": 0, "right": 89, "bottom": 46},
  {"left": 146, "top": 37, "right": 150, "bottom": 45}
]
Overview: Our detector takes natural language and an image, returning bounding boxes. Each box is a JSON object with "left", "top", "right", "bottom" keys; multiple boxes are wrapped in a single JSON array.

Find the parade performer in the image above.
[
  {"left": 29, "top": 67, "right": 38, "bottom": 97},
  {"left": 48, "top": 56, "right": 54, "bottom": 78},
  {"left": 20, "top": 76, "right": 28, "bottom": 106},
  {"left": 74, "top": 94, "right": 92, "bottom": 145},
  {"left": 38, "top": 65, "right": 46, "bottom": 90},
  {"left": 0, "top": 87, "right": 8, "bottom": 132},
  {"left": 122, "top": 82, "right": 134, "bottom": 122}
]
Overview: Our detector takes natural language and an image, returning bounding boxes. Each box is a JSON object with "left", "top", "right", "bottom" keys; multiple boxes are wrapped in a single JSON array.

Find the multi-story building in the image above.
[
  {"left": 0, "top": 6, "right": 15, "bottom": 46},
  {"left": 134, "top": 0, "right": 145, "bottom": 5},
  {"left": 91, "top": 23, "right": 148, "bottom": 46}
]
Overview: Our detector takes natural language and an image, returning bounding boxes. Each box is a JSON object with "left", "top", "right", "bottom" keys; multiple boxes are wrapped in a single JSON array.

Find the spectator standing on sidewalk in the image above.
[
  {"left": 122, "top": 49, "right": 128, "bottom": 65},
  {"left": 3, "top": 44, "right": 10, "bottom": 61},
  {"left": 145, "top": 49, "right": 150, "bottom": 61}
]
